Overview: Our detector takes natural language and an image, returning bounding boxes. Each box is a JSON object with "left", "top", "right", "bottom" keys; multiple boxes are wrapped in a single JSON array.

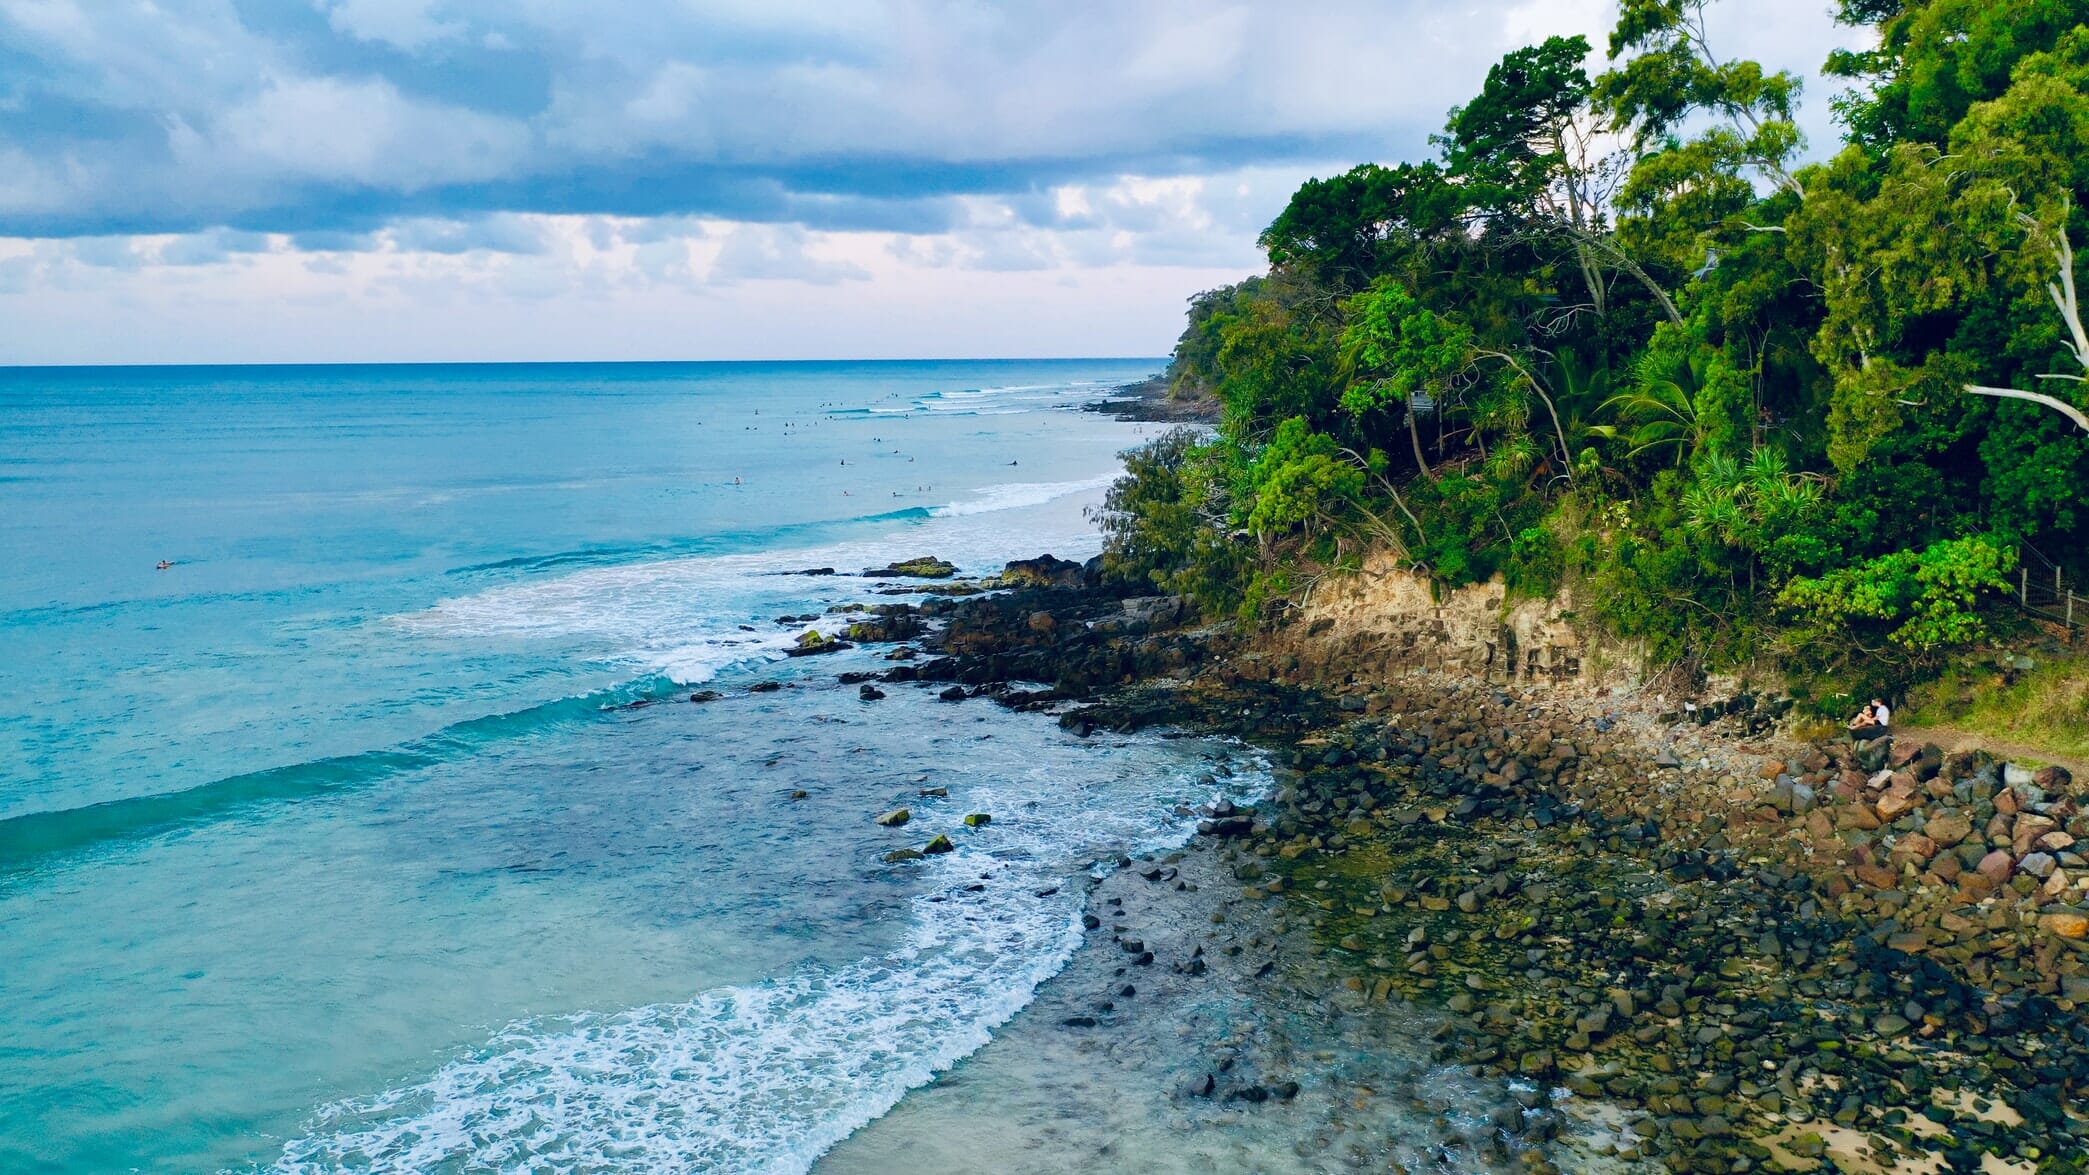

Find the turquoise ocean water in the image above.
[{"left": 0, "top": 361, "right": 1260, "bottom": 1172}]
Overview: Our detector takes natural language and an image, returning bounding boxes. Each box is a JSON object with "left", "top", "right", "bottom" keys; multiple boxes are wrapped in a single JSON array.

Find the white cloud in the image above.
[
  {"left": 210, "top": 76, "right": 529, "bottom": 191},
  {"left": 0, "top": 0, "right": 1875, "bottom": 361},
  {"left": 320, "top": 0, "right": 467, "bottom": 52},
  {"left": 706, "top": 224, "right": 871, "bottom": 285}
]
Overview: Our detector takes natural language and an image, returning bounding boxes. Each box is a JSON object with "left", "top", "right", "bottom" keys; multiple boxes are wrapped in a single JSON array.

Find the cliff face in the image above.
[{"left": 1253, "top": 549, "right": 1642, "bottom": 695}]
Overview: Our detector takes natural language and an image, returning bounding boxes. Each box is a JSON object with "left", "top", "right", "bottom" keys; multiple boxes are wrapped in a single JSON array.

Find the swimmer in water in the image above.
[
  {"left": 734, "top": 476, "right": 742, "bottom": 485},
  {"left": 155, "top": 560, "right": 172, "bottom": 571}
]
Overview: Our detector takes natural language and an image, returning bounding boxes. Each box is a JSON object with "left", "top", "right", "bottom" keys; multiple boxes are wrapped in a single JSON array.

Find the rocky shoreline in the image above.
[
  {"left": 748, "top": 557, "right": 2088, "bottom": 1174},
  {"left": 1082, "top": 374, "right": 1221, "bottom": 423}
]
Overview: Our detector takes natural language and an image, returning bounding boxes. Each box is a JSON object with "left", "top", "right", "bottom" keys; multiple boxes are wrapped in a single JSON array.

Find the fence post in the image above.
[{"left": 2021, "top": 567, "right": 2029, "bottom": 606}]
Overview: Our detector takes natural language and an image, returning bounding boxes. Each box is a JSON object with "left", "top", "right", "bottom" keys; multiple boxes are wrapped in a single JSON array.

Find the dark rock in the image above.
[
  {"left": 688, "top": 691, "right": 722, "bottom": 703},
  {"left": 862, "top": 556, "right": 958, "bottom": 579},
  {"left": 937, "top": 686, "right": 967, "bottom": 702},
  {"left": 748, "top": 681, "right": 782, "bottom": 693},
  {"left": 1000, "top": 555, "right": 1084, "bottom": 588},
  {"left": 1118, "top": 596, "right": 1184, "bottom": 628},
  {"left": 858, "top": 684, "right": 886, "bottom": 700}
]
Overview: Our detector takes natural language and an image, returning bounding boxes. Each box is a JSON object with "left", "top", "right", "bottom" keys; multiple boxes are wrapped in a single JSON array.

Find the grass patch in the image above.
[{"left": 1900, "top": 651, "right": 2089, "bottom": 761}]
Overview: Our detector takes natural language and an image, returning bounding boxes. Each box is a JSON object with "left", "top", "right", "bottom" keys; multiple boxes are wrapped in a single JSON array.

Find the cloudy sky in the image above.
[{"left": 0, "top": 0, "right": 1860, "bottom": 364}]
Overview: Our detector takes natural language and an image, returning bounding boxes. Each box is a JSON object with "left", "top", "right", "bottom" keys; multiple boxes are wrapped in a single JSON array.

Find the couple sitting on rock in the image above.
[{"left": 1847, "top": 698, "right": 1891, "bottom": 741}]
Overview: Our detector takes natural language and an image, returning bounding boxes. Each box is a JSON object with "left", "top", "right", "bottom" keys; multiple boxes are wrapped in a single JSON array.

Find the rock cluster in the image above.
[
  {"left": 821, "top": 557, "right": 2088, "bottom": 1173},
  {"left": 1150, "top": 678, "right": 2089, "bottom": 1174}
]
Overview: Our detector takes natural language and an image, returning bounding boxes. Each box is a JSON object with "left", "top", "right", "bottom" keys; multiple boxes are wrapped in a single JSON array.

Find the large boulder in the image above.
[
  {"left": 1119, "top": 596, "right": 1185, "bottom": 628},
  {"left": 999, "top": 554, "right": 1084, "bottom": 588}
]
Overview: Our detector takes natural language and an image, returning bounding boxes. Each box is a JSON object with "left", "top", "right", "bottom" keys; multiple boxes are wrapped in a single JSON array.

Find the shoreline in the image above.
[
  {"left": 796, "top": 559, "right": 2089, "bottom": 1174},
  {"left": 1083, "top": 373, "right": 1222, "bottom": 423},
  {"left": 819, "top": 826, "right": 1585, "bottom": 1175}
]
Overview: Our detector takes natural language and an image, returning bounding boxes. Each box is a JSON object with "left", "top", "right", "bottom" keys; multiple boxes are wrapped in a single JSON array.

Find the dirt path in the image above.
[{"left": 1892, "top": 723, "right": 2089, "bottom": 778}]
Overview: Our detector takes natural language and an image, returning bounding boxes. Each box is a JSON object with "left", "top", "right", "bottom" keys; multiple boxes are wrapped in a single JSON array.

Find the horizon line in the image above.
[{"left": 0, "top": 355, "right": 1169, "bottom": 372}]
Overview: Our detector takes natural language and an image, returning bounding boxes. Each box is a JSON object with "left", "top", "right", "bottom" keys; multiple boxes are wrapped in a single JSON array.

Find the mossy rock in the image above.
[
  {"left": 964, "top": 813, "right": 992, "bottom": 827},
  {"left": 923, "top": 834, "right": 955, "bottom": 854},
  {"left": 864, "top": 556, "right": 958, "bottom": 579}
]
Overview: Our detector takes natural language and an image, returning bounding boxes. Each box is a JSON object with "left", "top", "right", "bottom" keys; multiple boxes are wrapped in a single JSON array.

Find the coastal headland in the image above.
[{"left": 772, "top": 552, "right": 2088, "bottom": 1174}]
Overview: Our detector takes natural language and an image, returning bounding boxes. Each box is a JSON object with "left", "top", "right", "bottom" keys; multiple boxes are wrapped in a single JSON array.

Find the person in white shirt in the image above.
[{"left": 1847, "top": 698, "right": 1890, "bottom": 740}]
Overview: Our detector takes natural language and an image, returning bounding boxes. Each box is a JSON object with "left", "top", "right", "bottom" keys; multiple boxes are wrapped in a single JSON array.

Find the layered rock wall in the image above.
[{"left": 1260, "top": 550, "right": 1641, "bottom": 694}]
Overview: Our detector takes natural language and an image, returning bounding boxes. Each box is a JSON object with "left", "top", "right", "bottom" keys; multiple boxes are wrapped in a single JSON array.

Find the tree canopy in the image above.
[{"left": 1111, "top": 0, "right": 2089, "bottom": 701}]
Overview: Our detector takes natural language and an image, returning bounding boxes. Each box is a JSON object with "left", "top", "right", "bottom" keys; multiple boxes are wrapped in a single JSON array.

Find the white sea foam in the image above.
[
  {"left": 907, "top": 381, "right": 1112, "bottom": 416},
  {"left": 272, "top": 749, "right": 1267, "bottom": 1174},
  {"left": 929, "top": 475, "right": 1116, "bottom": 518},
  {"left": 396, "top": 474, "right": 1118, "bottom": 682}
]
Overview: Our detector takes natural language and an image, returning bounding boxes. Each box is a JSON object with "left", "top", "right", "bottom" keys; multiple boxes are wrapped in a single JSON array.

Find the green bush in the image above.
[{"left": 1776, "top": 534, "right": 2017, "bottom": 680}]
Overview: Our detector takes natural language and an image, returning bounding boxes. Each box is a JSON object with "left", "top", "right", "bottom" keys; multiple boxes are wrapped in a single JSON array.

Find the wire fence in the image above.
[{"left": 2017, "top": 544, "right": 2082, "bottom": 634}]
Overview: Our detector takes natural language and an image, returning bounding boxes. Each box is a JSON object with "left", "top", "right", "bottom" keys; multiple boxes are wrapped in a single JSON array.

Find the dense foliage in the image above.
[{"left": 1097, "top": 0, "right": 2089, "bottom": 701}]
